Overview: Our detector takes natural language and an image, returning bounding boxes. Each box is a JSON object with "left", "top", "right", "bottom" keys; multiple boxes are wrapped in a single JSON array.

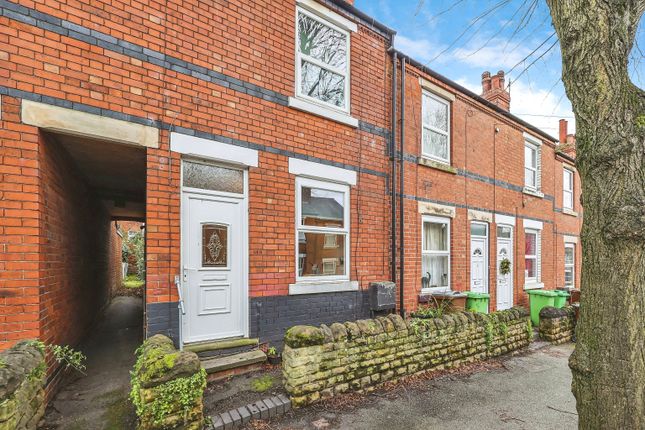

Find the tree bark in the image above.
[{"left": 545, "top": 1, "right": 645, "bottom": 428}]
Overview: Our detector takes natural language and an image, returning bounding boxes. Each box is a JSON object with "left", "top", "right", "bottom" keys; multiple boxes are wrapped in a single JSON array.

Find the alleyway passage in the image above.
[{"left": 41, "top": 296, "right": 142, "bottom": 430}]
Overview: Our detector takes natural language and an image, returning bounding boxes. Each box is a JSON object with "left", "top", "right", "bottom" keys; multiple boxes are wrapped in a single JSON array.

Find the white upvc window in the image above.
[
  {"left": 295, "top": 6, "right": 350, "bottom": 113},
  {"left": 295, "top": 177, "right": 350, "bottom": 282},
  {"left": 524, "top": 142, "right": 541, "bottom": 191},
  {"left": 421, "top": 216, "right": 451, "bottom": 292},
  {"left": 564, "top": 243, "right": 575, "bottom": 288},
  {"left": 422, "top": 91, "right": 451, "bottom": 164},
  {"left": 563, "top": 168, "right": 574, "bottom": 210},
  {"left": 524, "top": 229, "right": 541, "bottom": 284}
]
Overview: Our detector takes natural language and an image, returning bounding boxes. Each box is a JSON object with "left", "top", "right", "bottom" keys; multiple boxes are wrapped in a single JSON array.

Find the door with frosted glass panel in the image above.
[
  {"left": 470, "top": 222, "right": 489, "bottom": 294},
  {"left": 181, "top": 161, "right": 247, "bottom": 343}
]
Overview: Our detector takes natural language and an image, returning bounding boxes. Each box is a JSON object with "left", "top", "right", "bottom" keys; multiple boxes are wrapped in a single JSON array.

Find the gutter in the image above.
[
  {"left": 394, "top": 50, "right": 558, "bottom": 144},
  {"left": 399, "top": 56, "right": 406, "bottom": 317}
]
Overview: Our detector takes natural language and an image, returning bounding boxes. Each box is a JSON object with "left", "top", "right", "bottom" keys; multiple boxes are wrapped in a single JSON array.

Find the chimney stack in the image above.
[
  {"left": 559, "top": 119, "right": 568, "bottom": 144},
  {"left": 481, "top": 70, "right": 510, "bottom": 111}
]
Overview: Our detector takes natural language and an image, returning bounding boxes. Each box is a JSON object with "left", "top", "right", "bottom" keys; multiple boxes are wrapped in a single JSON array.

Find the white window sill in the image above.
[
  {"left": 562, "top": 208, "right": 578, "bottom": 217},
  {"left": 420, "top": 288, "right": 452, "bottom": 295},
  {"left": 523, "top": 187, "right": 544, "bottom": 198},
  {"left": 289, "top": 280, "right": 358, "bottom": 295},
  {"left": 524, "top": 282, "right": 544, "bottom": 291},
  {"left": 417, "top": 157, "right": 457, "bottom": 174},
  {"left": 288, "top": 97, "right": 358, "bottom": 128}
]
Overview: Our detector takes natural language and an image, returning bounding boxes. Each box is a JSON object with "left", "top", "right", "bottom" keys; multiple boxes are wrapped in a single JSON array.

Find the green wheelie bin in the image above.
[
  {"left": 527, "top": 289, "right": 558, "bottom": 326},
  {"left": 554, "top": 290, "right": 570, "bottom": 308},
  {"left": 465, "top": 291, "right": 490, "bottom": 314}
]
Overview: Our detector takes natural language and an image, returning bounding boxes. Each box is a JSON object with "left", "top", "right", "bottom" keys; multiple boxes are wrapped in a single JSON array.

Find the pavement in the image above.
[
  {"left": 269, "top": 343, "right": 577, "bottom": 430},
  {"left": 41, "top": 296, "right": 143, "bottom": 430}
]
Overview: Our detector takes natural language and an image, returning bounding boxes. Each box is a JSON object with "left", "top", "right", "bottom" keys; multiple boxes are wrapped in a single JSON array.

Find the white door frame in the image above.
[
  {"left": 180, "top": 159, "right": 249, "bottom": 344},
  {"left": 496, "top": 225, "right": 514, "bottom": 310},
  {"left": 470, "top": 221, "right": 489, "bottom": 293}
]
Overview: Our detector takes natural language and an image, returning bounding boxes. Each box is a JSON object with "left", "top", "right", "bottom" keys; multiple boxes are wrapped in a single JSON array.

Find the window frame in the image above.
[
  {"left": 524, "top": 142, "right": 538, "bottom": 190},
  {"left": 421, "top": 91, "right": 451, "bottom": 165},
  {"left": 564, "top": 243, "right": 575, "bottom": 288},
  {"left": 421, "top": 215, "right": 451, "bottom": 293},
  {"left": 295, "top": 176, "right": 350, "bottom": 283},
  {"left": 524, "top": 229, "right": 540, "bottom": 284},
  {"left": 295, "top": 6, "right": 351, "bottom": 114},
  {"left": 563, "top": 167, "right": 574, "bottom": 210}
]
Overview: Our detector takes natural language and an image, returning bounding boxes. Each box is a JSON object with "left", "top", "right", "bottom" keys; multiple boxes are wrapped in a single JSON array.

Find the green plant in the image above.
[
  {"left": 250, "top": 375, "right": 274, "bottom": 393},
  {"left": 130, "top": 343, "right": 206, "bottom": 427},
  {"left": 26, "top": 340, "right": 86, "bottom": 374},
  {"left": 409, "top": 317, "right": 434, "bottom": 339},
  {"left": 499, "top": 258, "right": 512, "bottom": 276},
  {"left": 267, "top": 346, "right": 277, "bottom": 356},
  {"left": 413, "top": 297, "right": 453, "bottom": 319}
]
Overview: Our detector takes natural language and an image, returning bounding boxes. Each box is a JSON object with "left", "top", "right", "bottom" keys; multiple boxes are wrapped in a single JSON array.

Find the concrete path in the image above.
[
  {"left": 273, "top": 343, "right": 577, "bottom": 430},
  {"left": 41, "top": 296, "right": 142, "bottom": 430}
]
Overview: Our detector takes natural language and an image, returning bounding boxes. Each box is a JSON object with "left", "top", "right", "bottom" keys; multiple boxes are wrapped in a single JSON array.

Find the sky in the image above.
[{"left": 354, "top": 0, "right": 645, "bottom": 138}]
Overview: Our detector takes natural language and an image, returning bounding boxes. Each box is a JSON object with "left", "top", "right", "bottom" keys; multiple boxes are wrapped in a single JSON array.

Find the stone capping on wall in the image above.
[
  {"left": 0, "top": 340, "right": 47, "bottom": 430},
  {"left": 130, "top": 335, "right": 206, "bottom": 430},
  {"left": 538, "top": 306, "right": 576, "bottom": 344},
  {"left": 282, "top": 308, "right": 532, "bottom": 407}
]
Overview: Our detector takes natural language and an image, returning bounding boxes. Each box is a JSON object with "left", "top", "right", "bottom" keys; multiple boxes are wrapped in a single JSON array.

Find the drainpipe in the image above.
[
  {"left": 388, "top": 46, "right": 398, "bottom": 291},
  {"left": 399, "top": 57, "right": 406, "bottom": 317}
]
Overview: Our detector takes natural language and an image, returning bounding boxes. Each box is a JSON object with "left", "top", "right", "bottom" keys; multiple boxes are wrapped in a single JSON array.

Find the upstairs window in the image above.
[
  {"left": 524, "top": 142, "right": 541, "bottom": 191},
  {"left": 563, "top": 168, "right": 574, "bottom": 210},
  {"left": 422, "top": 91, "right": 451, "bottom": 164},
  {"left": 296, "top": 7, "right": 350, "bottom": 112}
]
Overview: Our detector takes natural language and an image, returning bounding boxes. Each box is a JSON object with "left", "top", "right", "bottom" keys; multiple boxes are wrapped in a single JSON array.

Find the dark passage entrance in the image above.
[{"left": 38, "top": 132, "right": 147, "bottom": 428}]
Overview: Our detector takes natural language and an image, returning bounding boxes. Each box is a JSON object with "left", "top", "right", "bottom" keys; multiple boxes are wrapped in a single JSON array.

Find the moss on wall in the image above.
[
  {"left": 539, "top": 306, "right": 576, "bottom": 344},
  {"left": 0, "top": 340, "right": 47, "bottom": 430},
  {"left": 130, "top": 335, "right": 206, "bottom": 430},
  {"left": 283, "top": 308, "right": 532, "bottom": 407}
]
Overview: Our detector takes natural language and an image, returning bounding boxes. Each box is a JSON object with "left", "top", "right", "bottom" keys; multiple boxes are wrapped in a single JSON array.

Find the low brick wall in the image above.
[
  {"left": 282, "top": 308, "right": 532, "bottom": 406},
  {"left": 539, "top": 306, "right": 576, "bottom": 344},
  {"left": 0, "top": 340, "right": 47, "bottom": 430},
  {"left": 130, "top": 335, "right": 206, "bottom": 430}
]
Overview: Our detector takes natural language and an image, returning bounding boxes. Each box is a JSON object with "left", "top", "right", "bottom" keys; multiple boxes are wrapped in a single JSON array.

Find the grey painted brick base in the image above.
[
  {"left": 145, "top": 291, "right": 371, "bottom": 349},
  {"left": 209, "top": 395, "right": 291, "bottom": 429},
  {"left": 146, "top": 301, "right": 180, "bottom": 347},
  {"left": 250, "top": 290, "right": 371, "bottom": 348}
]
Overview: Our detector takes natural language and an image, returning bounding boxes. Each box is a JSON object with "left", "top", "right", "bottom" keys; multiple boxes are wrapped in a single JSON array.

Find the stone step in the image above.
[
  {"left": 184, "top": 337, "right": 259, "bottom": 354},
  {"left": 201, "top": 349, "right": 267, "bottom": 375}
]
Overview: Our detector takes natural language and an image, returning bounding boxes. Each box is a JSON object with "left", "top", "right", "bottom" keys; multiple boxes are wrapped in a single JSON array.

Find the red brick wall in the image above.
[
  {"left": 396, "top": 63, "right": 583, "bottom": 313},
  {"left": 0, "top": 96, "right": 40, "bottom": 351},
  {"left": 38, "top": 134, "right": 112, "bottom": 349}
]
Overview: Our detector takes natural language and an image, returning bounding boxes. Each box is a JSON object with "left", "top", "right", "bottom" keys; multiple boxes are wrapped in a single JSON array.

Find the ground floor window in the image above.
[
  {"left": 421, "top": 216, "right": 450, "bottom": 291},
  {"left": 296, "top": 177, "right": 350, "bottom": 281},
  {"left": 524, "top": 229, "right": 540, "bottom": 284},
  {"left": 564, "top": 243, "right": 575, "bottom": 287}
]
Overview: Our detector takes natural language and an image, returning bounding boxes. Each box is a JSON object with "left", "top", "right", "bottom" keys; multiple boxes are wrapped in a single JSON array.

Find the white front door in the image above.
[
  {"left": 181, "top": 163, "right": 248, "bottom": 343},
  {"left": 496, "top": 235, "right": 514, "bottom": 310},
  {"left": 470, "top": 223, "right": 488, "bottom": 294}
]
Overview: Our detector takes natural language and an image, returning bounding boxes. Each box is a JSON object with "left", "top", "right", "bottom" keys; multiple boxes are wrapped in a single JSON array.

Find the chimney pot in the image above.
[{"left": 481, "top": 70, "right": 510, "bottom": 111}]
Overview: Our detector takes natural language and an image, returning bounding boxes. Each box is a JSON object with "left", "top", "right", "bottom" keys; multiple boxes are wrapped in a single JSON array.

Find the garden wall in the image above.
[
  {"left": 282, "top": 309, "right": 532, "bottom": 406},
  {"left": 0, "top": 340, "right": 46, "bottom": 430},
  {"left": 130, "top": 335, "right": 206, "bottom": 430},
  {"left": 539, "top": 306, "right": 576, "bottom": 344}
]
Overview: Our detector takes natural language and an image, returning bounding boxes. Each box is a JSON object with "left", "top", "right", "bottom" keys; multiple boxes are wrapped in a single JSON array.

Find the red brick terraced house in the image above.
[{"left": 0, "top": 0, "right": 581, "bottom": 384}]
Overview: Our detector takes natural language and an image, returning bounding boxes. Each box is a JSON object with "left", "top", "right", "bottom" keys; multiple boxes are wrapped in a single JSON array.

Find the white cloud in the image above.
[
  {"left": 395, "top": 35, "right": 444, "bottom": 64},
  {"left": 451, "top": 38, "right": 534, "bottom": 70}
]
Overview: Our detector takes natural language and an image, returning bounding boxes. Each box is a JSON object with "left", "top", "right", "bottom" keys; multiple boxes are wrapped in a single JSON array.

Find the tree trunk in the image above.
[{"left": 545, "top": 1, "right": 645, "bottom": 428}]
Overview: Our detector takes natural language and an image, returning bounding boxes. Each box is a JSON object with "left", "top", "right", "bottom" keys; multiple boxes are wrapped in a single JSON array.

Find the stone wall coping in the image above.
[{"left": 284, "top": 308, "right": 529, "bottom": 348}]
